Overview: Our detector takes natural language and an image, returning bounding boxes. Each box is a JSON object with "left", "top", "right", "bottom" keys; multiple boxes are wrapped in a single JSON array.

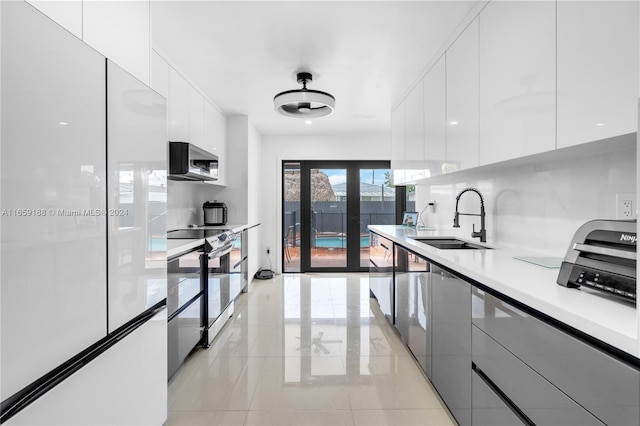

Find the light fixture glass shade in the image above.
[{"left": 274, "top": 89, "right": 335, "bottom": 118}]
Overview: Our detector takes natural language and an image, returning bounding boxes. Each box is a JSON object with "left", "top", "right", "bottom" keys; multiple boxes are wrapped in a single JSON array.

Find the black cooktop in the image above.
[{"left": 167, "top": 229, "right": 226, "bottom": 240}]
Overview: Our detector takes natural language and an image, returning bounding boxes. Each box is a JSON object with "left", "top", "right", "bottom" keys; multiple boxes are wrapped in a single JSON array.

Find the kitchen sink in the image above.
[{"left": 411, "top": 238, "right": 492, "bottom": 250}]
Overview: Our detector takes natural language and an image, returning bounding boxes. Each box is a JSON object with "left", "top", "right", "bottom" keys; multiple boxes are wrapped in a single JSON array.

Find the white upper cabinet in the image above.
[
  {"left": 150, "top": 50, "right": 170, "bottom": 99},
  {"left": 169, "top": 68, "right": 190, "bottom": 142},
  {"left": 106, "top": 61, "right": 167, "bottom": 332},
  {"left": 188, "top": 85, "right": 205, "bottom": 147},
  {"left": 83, "top": 0, "right": 150, "bottom": 85},
  {"left": 204, "top": 101, "right": 227, "bottom": 185},
  {"left": 479, "top": 0, "right": 555, "bottom": 165},
  {"left": 26, "top": 0, "right": 82, "bottom": 38},
  {"left": 423, "top": 56, "right": 446, "bottom": 177},
  {"left": 557, "top": 0, "right": 639, "bottom": 149},
  {"left": 446, "top": 18, "right": 479, "bottom": 172},
  {"left": 391, "top": 102, "right": 406, "bottom": 185},
  {"left": 404, "top": 81, "right": 425, "bottom": 181}
]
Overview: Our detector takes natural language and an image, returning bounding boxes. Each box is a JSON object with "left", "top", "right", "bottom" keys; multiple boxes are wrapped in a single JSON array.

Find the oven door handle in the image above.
[
  {"left": 208, "top": 244, "right": 233, "bottom": 259},
  {"left": 233, "top": 256, "right": 248, "bottom": 270}
]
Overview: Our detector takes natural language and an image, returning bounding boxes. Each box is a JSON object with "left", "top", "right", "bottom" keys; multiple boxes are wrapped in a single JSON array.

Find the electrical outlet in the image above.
[{"left": 616, "top": 192, "right": 637, "bottom": 219}]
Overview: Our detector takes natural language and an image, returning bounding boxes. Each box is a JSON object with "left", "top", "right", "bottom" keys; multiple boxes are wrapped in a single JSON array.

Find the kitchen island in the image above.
[{"left": 369, "top": 224, "right": 639, "bottom": 426}]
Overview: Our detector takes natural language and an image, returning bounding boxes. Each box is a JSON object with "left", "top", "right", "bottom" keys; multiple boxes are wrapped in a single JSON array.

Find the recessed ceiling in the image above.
[{"left": 151, "top": 1, "right": 481, "bottom": 136}]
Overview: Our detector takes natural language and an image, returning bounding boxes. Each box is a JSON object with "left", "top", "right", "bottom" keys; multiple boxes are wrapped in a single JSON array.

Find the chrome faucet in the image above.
[{"left": 453, "top": 188, "right": 486, "bottom": 243}]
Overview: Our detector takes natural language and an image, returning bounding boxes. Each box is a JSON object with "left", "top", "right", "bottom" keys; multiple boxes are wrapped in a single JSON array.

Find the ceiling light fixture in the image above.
[{"left": 274, "top": 72, "right": 335, "bottom": 118}]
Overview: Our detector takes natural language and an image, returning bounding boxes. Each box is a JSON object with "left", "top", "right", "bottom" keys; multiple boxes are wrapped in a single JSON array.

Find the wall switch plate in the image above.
[{"left": 616, "top": 192, "right": 636, "bottom": 219}]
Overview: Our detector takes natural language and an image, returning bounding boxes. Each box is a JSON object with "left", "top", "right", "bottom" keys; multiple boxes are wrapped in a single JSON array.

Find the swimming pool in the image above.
[{"left": 314, "top": 235, "right": 370, "bottom": 248}]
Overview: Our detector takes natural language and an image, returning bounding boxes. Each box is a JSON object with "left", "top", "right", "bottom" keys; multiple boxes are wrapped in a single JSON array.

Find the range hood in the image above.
[{"left": 168, "top": 141, "right": 218, "bottom": 182}]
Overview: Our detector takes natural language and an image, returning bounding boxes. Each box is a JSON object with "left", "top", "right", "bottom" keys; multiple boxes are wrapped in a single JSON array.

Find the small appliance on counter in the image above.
[
  {"left": 203, "top": 200, "right": 227, "bottom": 226},
  {"left": 557, "top": 219, "right": 636, "bottom": 302}
]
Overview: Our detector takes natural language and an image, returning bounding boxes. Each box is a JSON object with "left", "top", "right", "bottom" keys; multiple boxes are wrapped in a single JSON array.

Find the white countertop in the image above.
[
  {"left": 167, "top": 223, "right": 260, "bottom": 259},
  {"left": 369, "top": 225, "right": 639, "bottom": 358}
]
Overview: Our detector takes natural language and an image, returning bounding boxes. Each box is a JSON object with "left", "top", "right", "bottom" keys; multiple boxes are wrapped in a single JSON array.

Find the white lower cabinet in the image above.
[{"left": 6, "top": 310, "right": 167, "bottom": 426}]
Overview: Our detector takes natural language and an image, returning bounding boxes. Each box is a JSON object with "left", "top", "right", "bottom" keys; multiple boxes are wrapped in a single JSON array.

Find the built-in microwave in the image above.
[{"left": 168, "top": 141, "right": 218, "bottom": 181}]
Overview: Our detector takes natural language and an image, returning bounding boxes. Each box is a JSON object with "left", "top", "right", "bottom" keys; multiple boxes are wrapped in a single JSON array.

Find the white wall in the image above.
[
  {"left": 415, "top": 144, "right": 637, "bottom": 257},
  {"left": 260, "top": 132, "right": 391, "bottom": 273}
]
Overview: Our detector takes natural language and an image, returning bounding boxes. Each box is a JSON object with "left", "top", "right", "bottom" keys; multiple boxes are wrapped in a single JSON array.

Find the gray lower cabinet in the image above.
[
  {"left": 472, "top": 364, "right": 526, "bottom": 426},
  {"left": 472, "top": 288, "right": 640, "bottom": 426},
  {"left": 472, "top": 325, "right": 603, "bottom": 426},
  {"left": 394, "top": 245, "right": 431, "bottom": 377},
  {"left": 432, "top": 265, "right": 472, "bottom": 426},
  {"left": 369, "top": 233, "right": 394, "bottom": 322}
]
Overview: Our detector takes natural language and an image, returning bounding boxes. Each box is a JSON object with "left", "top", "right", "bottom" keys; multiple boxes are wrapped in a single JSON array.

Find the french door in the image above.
[{"left": 283, "top": 160, "right": 395, "bottom": 273}]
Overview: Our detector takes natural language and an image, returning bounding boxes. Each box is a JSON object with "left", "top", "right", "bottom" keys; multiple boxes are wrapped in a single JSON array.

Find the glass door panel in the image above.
[
  {"left": 310, "top": 168, "right": 347, "bottom": 268},
  {"left": 359, "top": 168, "right": 395, "bottom": 268}
]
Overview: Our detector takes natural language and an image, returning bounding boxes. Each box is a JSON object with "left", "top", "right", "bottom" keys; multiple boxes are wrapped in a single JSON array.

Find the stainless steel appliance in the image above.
[
  {"left": 557, "top": 219, "right": 636, "bottom": 301},
  {"left": 166, "top": 228, "right": 238, "bottom": 378},
  {"left": 168, "top": 141, "right": 218, "bottom": 181},
  {"left": 203, "top": 201, "right": 227, "bottom": 225}
]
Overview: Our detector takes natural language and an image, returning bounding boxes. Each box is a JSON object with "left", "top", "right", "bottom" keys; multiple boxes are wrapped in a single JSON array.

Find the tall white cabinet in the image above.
[
  {"left": 446, "top": 18, "right": 479, "bottom": 171},
  {"left": 1, "top": 0, "right": 107, "bottom": 400},
  {"left": 82, "top": 0, "right": 150, "bottom": 85},
  {"left": 391, "top": 103, "right": 406, "bottom": 184},
  {"left": 106, "top": 60, "right": 168, "bottom": 332},
  {"left": 479, "top": 0, "right": 556, "bottom": 165},
  {"left": 1, "top": 3, "right": 167, "bottom": 424},
  {"left": 557, "top": 0, "right": 639, "bottom": 148},
  {"left": 404, "top": 80, "right": 425, "bottom": 181},
  {"left": 423, "top": 56, "right": 446, "bottom": 177}
]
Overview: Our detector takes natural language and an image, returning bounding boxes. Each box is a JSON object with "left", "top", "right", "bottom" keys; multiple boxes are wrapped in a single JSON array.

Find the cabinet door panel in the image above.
[
  {"left": 432, "top": 266, "right": 471, "bottom": 426},
  {"left": 370, "top": 233, "right": 394, "bottom": 322},
  {"left": 394, "top": 246, "right": 430, "bottom": 376},
  {"left": 473, "top": 326, "right": 603, "bottom": 426},
  {"left": 423, "top": 56, "right": 446, "bottom": 177},
  {"left": 472, "top": 367, "right": 526, "bottom": 426},
  {"left": 107, "top": 61, "right": 168, "bottom": 332},
  {"left": 557, "top": 0, "right": 639, "bottom": 148},
  {"left": 479, "top": 0, "right": 555, "bottom": 165},
  {"left": 188, "top": 85, "right": 205, "bottom": 147},
  {"left": 473, "top": 289, "right": 640, "bottom": 425},
  {"left": 391, "top": 103, "right": 406, "bottom": 184},
  {"left": 1, "top": 1, "right": 107, "bottom": 400},
  {"left": 404, "top": 82, "right": 425, "bottom": 181},
  {"left": 151, "top": 51, "right": 170, "bottom": 99},
  {"left": 26, "top": 0, "right": 82, "bottom": 38},
  {"left": 446, "top": 18, "right": 479, "bottom": 171},
  {"left": 83, "top": 0, "right": 150, "bottom": 85},
  {"left": 169, "top": 68, "right": 190, "bottom": 142}
]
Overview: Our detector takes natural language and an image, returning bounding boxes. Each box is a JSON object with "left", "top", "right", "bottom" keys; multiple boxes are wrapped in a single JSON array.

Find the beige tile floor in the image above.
[{"left": 166, "top": 273, "right": 455, "bottom": 426}]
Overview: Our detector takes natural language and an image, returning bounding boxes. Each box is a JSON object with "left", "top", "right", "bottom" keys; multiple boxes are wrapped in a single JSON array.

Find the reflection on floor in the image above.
[{"left": 166, "top": 273, "right": 455, "bottom": 426}]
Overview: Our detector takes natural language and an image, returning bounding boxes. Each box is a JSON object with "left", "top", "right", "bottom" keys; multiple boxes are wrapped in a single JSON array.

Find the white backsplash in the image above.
[
  {"left": 166, "top": 180, "right": 224, "bottom": 230},
  {"left": 415, "top": 147, "right": 637, "bottom": 257}
]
